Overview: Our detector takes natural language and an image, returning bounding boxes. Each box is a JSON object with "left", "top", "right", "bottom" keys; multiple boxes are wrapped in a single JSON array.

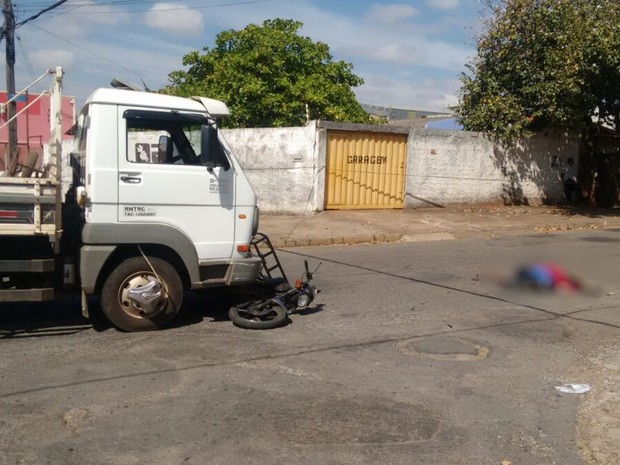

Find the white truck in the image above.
[{"left": 0, "top": 68, "right": 262, "bottom": 331}]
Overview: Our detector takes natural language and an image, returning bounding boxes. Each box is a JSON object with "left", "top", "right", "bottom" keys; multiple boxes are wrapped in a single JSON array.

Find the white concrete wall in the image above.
[
  {"left": 20, "top": 123, "right": 582, "bottom": 211},
  {"left": 406, "top": 129, "right": 580, "bottom": 207},
  {"left": 223, "top": 122, "right": 320, "bottom": 214},
  {"left": 225, "top": 123, "right": 580, "bottom": 213}
]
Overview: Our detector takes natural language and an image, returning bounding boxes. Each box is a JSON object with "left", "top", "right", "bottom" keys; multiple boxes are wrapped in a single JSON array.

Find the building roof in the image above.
[
  {"left": 361, "top": 103, "right": 450, "bottom": 121},
  {"left": 425, "top": 117, "right": 463, "bottom": 130}
]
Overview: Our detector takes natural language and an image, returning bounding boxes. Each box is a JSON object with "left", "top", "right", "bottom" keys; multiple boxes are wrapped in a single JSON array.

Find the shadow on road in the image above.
[
  {"left": 0, "top": 296, "right": 92, "bottom": 339},
  {"left": 556, "top": 205, "right": 620, "bottom": 218},
  {"left": 0, "top": 290, "right": 245, "bottom": 338}
]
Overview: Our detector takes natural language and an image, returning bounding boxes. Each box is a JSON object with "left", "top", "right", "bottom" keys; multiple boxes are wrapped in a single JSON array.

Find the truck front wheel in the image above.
[{"left": 100, "top": 256, "right": 183, "bottom": 331}]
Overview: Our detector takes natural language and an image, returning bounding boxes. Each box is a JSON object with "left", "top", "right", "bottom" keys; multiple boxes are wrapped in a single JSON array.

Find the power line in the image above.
[
  {"left": 14, "top": 0, "right": 278, "bottom": 92},
  {"left": 23, "top": 0, "right": 91, "bottom": 23},
  {"left": 16, "top": 34, "right": 42, "bottom": 92},
  {"left": 28, "top": 0, "right": 276, "bottom": 19},
  {"left": 20, "top": 0, "right": 274, "bottom": 7},
  {"left": 15, "top": 0, "right": 71, "bottom": 27},
  {"left": 2, "top": 0, "right": 77, "bottom": 169},
  {"left": 27, "top": 22, "right": 149, "bottom": 82}
]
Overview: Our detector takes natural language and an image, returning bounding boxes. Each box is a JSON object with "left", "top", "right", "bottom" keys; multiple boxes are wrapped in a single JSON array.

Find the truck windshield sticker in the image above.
[{"left": 123, "top": 206, "right": 157, "bottom": 217}]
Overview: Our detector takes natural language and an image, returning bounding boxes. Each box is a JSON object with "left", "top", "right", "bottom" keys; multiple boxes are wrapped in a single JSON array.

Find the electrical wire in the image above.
[
  {"left": 17, "top": 0, "right": 277, "bottom": 89},
  {"left": 20, "top": 0, "right": 276, "bottom": 21},
  {"left": 25, "top": 0, "right": 91, "bottom": 22},
  {"left": 15, "top": 0, "right": 71, "bottom": 28},
  {"left": 16, "top": 35, "right": 42, "bottom": 92},
  {"left": 27, "top": 22, "right": 150, "bottom": 83}
]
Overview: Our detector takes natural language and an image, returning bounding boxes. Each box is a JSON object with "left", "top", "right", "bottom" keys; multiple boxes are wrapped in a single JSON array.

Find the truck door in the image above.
[{"left": 117, "top": 108, "right": 236, "bottom": 260}]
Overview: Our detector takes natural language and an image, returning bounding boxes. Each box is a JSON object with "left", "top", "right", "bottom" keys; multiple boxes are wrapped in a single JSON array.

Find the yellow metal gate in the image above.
[{"left": 325, "top": 131, "right": 406, "bottom": 209}]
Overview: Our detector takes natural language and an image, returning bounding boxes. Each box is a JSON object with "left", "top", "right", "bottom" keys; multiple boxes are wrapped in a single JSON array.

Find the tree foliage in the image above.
[
  {"left": 163, "top": 19, "right": 370, "bottom": 128},
  {"left": 455, "top": 0, "right": 620, "bottom": 142}
]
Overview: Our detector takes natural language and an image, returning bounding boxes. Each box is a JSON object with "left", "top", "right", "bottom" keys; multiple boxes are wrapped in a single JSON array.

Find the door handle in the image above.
[{"left": 120, "top": 175, "right": 141, "bottom": 184}]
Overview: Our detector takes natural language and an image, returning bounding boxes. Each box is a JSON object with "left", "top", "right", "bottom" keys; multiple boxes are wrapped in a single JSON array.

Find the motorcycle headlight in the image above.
[{"left": 297, "top": 293, "right": 311, "bottom": 308}]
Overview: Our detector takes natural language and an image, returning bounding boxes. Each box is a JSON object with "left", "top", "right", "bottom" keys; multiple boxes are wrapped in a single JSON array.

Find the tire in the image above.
[
  {"left": 229, "top": 300, "right": 289, "bottom": 330},
  {"left": 100, "top": 256, "right": 183, "bottom": 331}
]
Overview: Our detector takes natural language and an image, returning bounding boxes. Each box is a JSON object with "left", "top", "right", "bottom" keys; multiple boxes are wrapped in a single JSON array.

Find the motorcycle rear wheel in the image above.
[{"left": 229, "top": 300, "right": 289, "bottom": 330}]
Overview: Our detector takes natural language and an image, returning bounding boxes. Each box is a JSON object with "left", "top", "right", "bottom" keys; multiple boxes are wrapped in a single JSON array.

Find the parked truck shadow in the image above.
[
  {"left": 1, "top": 285, "right": 314, "bottom": 337},
  {"left": 0, "top": 290, "right": 235, "bottom": 337},
  {"left": 0, "top": 296, "right": 92, "bottom": 338}
]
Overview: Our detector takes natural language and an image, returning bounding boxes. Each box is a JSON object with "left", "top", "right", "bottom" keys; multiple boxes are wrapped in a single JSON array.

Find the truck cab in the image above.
[
  {"left": 75, "top": 88, "right": 261, "bottom": 330},
  {"left": 1, "top": 83, "right": 261, "bottom": 331}
]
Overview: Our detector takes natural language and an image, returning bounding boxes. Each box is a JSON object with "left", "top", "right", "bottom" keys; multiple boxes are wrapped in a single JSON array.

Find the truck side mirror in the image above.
[
  {"left": 201, "top": 125, "right": 230, "bottom": 173},
  {"left": 158, "top": 135, "right": 170, "bottom": 163}
]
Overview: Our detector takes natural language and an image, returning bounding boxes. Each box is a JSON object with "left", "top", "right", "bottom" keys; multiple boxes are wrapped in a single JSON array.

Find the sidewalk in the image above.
[{"left": 260, "top": 205, "right": 620, "bottom": 247}]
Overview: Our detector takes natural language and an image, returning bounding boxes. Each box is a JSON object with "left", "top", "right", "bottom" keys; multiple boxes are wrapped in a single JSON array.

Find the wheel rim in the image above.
[
  {"left": 238, "top": 302, "right": 282, "bottom": 322},
  {"left": 118, "top": 272, "right": 166, "bottom": 319}
]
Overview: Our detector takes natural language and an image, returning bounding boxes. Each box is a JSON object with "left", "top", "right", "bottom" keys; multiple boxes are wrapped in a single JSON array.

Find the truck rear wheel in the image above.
[{"left": 100, "top": 256, "right": 183, "bottom": 331}]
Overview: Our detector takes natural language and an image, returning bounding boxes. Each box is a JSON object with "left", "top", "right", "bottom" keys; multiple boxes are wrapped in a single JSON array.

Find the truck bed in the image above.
[
  {"left": 0, "top": 176, "right": 60, "bottom": 238},
  {"left": 0, "top": 177, "right": 60, "bottom": 302}
]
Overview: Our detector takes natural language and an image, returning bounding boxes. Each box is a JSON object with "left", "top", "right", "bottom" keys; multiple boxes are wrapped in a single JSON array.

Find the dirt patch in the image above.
[
  {"left": 265, "top": 394, "right": 441, "bottom": 444},
  {"left": 396, "top": 337, "right": 490, "bottom": 362}
]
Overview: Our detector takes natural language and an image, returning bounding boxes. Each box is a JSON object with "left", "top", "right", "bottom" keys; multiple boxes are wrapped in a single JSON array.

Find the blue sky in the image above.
[{"left": 5, "top": 0, "right": 482, "bottom": 112}]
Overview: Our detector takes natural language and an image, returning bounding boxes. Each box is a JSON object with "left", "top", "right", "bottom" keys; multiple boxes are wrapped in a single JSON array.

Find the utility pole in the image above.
[
  {"left": 1, "top": 0, "right": 70, "bottom": 171},
  {"left": 2, "top": 0, "right": 18, "bottom": 170}
]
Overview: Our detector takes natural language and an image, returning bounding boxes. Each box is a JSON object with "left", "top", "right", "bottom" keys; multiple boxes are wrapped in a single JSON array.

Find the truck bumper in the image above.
[{"left": 227, "top": 256, "right": 262, "bottom": 285}]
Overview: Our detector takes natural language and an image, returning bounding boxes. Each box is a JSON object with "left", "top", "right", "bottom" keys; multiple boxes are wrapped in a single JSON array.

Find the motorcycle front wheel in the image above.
[{"left": 229, "top": 300, "right": 289, "bottom": 330}]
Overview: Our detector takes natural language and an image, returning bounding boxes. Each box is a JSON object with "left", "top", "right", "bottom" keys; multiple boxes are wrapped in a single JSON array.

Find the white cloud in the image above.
[
  {"left": 426, "top": 0, "right": 461, "bottom": 10},
  {"left": 368, "top": 4, "right": 418, "bottom": 24},
  {"left": 355, "top": 74, "right": 460, "bottom": 111},
  {"left": 365, "top": 43, "right": 423, "bottom": 64},
  {"left": 8, "top": 23, "right": 194, "bottom": 104},
  {"left": 64, "top": 0, "right": 130, "bottom": 25},
  {"left": 66, "top": 34, "right": 193, "bottom": 93},
  {"left": 27, "top": 1, "right": 130, "bottom": 39},
  {"left": 5, "top": 0, "right": 476, "bottom": 111},
  {"left": 342, "top": 36, "right": 471, "bottom": 73},
  {"left": 29, "top": 49, "right": 76, "bottom": 70},
  {"left": 145, "top": 3, "right": 204, "bottom": 37}
]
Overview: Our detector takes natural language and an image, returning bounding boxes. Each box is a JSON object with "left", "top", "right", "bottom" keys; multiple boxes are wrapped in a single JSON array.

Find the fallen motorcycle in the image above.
[
  {"left": 228, "top": 233, "right": 320, "bottom": 329},
  {"left": 228, "top": 259, "right": 320, "bottom": 329}
]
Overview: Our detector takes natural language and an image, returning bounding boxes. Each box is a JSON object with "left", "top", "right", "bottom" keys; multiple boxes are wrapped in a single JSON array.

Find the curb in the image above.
[
  {"left": 270, "top": 233, "right": 404, "bottom": 248},
  {"left": 401, "top": 232, "right": 456, "bottom": 242},
  {"left": 263, "top": 212, "right": 620, "bottom": 248},
  {"left": 266, "top": 222, "right": 618, "bottom": 248}
]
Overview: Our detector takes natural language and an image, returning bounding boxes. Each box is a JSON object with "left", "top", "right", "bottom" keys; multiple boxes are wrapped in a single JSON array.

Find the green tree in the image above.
[
  {"left": 163, "top": 19, "right": 370, "bottom": 127},
  {"left": 455, "top": 0, "right": 620, "bottom": 142}
]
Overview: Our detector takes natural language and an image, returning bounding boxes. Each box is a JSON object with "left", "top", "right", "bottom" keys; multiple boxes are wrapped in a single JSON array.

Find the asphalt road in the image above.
[{"left": 1, "top": 231, "right": 619, "bottom": 465}]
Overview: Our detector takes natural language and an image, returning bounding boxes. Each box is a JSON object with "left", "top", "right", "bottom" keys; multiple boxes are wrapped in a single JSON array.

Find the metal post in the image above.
[
  {"left": 26, "top": 91, "right": 30, "bottom": 155},
  {"left": 50, "top": 67, "right": 63, "bottom": 253},
  {"left": 49, "top": 67, "right": 63, "bottom": 183},
  {"left": 3, "top": 0, "right": 18, "bottom": 171}
]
